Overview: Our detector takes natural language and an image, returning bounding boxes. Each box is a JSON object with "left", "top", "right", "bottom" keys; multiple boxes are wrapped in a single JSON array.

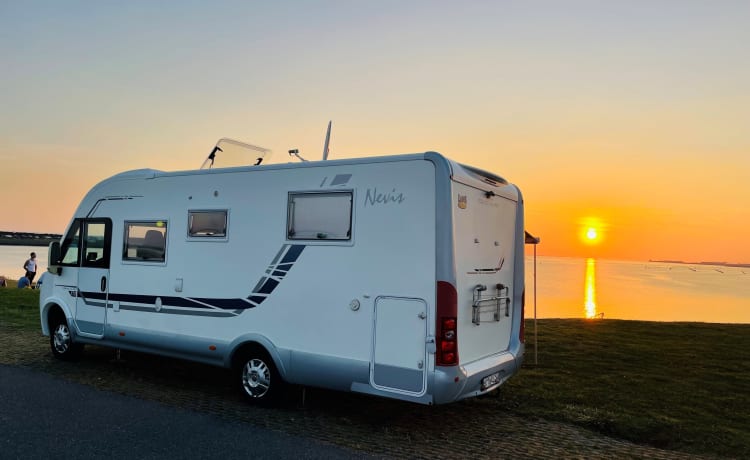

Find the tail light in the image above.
[{"left": 436, "top": 281, "right": 458, "bottom": 366}]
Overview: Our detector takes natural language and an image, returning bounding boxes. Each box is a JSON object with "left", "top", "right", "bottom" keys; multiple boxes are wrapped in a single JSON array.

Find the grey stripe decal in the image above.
[{"left": 116, "top": 304, "right": 237, "bottom": 318}]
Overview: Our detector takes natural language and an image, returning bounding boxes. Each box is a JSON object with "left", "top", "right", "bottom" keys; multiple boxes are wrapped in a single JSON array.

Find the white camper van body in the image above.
[{"left": 39, "top": 152, "right": 525, "bottom": 404}]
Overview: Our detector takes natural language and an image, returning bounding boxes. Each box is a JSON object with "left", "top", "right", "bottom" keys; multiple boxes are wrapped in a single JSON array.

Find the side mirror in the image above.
[{"left": 48, "top": 241, "right": 62, "bottom": 275}]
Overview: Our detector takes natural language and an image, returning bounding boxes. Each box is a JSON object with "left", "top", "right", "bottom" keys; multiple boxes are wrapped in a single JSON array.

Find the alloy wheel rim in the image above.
[
  {"left": 53, "top": 324, "right": 70, "bottom": 353},
  {"left": 242, "top": 358, "right": 270, "bottom": 398}
]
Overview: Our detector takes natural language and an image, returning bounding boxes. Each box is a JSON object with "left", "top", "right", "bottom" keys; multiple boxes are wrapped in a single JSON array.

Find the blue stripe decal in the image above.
[
  {"left": 248, "top": 296, "right": 267, "bottom": 304},
  {"left": 80, "top": 293, "right": 214, "bottom": 310},
  {"left": 79, "top": 244, "right": 306, "bottom": 315},
  {"left": 81, "top": 291, "right": 106, "bottom": 300},
  {"left": 188, "top": 298, "right": 252, "bottom": 309},
  {"left": 281, "top": 244, "right": 305, "bottom": 264},
  {"left": 247, "top": 244, "right": 305, "bottom": 305},
  {"left": 257, "top": 278, "right": 279, "bottom": 295}
]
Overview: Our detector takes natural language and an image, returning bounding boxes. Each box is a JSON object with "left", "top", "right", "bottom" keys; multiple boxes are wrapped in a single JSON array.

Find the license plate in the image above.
[{"left": 481, "top": 372, "right": 501, "bottom": 390}]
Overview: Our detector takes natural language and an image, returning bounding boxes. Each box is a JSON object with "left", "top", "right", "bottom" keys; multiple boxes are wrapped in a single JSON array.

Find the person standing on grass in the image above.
[{"left": 23, "top": 252, "right": 37, "bottom": 284}]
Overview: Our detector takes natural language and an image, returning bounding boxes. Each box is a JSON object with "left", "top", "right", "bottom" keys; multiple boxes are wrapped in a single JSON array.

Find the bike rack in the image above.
[{"left": 472, "top": 283, "right": 510, "bottom": 325}]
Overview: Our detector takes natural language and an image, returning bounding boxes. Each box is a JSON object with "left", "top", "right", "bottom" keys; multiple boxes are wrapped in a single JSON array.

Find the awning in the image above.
[{"left": 525, "top": 231, "right": 540, "bottom": 244}]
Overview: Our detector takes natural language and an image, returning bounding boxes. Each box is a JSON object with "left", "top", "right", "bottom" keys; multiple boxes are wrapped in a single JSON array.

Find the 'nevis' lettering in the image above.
[{"left": 365, "top": 188, "right": 406, "bottom": 207}]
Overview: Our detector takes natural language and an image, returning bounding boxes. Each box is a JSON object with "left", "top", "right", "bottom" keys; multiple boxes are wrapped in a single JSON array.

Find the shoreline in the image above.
[
  {"left": 649, "top": 258, "right": 750, "bottom": 268},
  {"left": 0, "top": 231, "right": 61, "bottom": 247},
  {"left": 0, "top": 240, "right": 57, "bottom": 247}
]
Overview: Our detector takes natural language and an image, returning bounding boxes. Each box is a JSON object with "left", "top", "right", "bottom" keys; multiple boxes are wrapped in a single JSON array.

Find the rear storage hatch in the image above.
[{"left": 450, "top": 163, "right": 518, "bottom": 365}]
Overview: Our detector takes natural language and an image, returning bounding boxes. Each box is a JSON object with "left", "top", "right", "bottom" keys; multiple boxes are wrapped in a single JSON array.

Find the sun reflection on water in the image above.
[{"left": 584, "top": 258, "right": 597, "bottom": 318}]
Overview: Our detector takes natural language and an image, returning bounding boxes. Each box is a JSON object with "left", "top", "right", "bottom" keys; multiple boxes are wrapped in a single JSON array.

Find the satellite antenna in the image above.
[{"left": 322, "top": 120, "right": 332, "bottom": 160}]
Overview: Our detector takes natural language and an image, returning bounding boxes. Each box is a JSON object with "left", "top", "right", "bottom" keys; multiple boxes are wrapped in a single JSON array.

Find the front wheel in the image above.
[
  {"left": 49, "top": 315, "right": 82, "bottom": 361},
  {"left": 235, "top": 347, "right": 284, "bottom": 405}
]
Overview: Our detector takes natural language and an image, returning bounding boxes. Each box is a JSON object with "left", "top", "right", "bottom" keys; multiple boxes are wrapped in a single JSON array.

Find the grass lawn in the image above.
[
  {"left": 1, "top": 287, "right": 748, "bottom": 457},
  {"left": 497, "top": 319, "right": 750, "bottom": 457},
  {"left": 0, "top": 282, "right": 41, "bottom": 330}
]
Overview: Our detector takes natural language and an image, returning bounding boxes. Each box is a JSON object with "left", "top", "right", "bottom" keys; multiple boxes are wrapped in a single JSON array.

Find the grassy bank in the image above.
[
  {"left": 499, "top": 319, "right": 750, "bottom": 457},
  {"left": 1, "top": 288, "right": 748, "bottom": 457},
  {"left": 0, "top": 283, "right": 41, "bottom": 330}
]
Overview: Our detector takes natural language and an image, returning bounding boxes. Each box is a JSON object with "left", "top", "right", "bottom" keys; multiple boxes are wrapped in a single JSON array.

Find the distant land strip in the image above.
[
  {"left": 0, "top": 231, "right": 62, "bottom": 247},
  {"left": 649, "top": 259, "right": 750, "bottom": 268}
]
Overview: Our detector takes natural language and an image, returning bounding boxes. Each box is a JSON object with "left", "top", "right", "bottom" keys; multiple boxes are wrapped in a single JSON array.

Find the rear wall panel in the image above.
[{"left": 452, "top": 181, "right": 517, "bottom": 364}]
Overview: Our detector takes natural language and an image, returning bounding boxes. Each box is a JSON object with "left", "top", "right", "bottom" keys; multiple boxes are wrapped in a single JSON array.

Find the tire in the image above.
[
  {"left": 49, "top": 314, "right": 82, "bottom": 361},
  {"left": 235, "top": 347, "right": 284, "bottom": 405}
]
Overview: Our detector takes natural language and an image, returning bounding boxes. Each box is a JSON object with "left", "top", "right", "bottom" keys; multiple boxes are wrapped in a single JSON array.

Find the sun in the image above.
[
  {"left": 586, "top": 227, "right": 598, "bottom": 241},
  {"left": 579, "top": 217, "right": 605, "bottom": 246}
]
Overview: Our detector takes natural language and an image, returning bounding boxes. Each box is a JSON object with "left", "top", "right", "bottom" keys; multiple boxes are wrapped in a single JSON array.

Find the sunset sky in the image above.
[{"left": 2, "top": 1, "right": 748, "bottom": 263}]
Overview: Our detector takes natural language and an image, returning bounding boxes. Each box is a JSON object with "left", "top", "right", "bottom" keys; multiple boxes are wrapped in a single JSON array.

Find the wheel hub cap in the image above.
[
  {"left": 53, "top": 325, "right": 70, "bottom": 353},
  {"left": 242, "top": 358, "right": 270, "bottom": 398}
]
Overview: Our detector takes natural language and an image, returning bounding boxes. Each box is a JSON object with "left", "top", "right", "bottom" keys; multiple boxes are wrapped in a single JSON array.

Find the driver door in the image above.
[{"left": 74, "top": 219, "right": 112, "bottom": 337}]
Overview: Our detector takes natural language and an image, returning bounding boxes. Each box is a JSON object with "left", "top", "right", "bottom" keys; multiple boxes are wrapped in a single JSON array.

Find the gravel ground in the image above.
[{"left": 0, "top": 327, "right": 713, "bottom": 459}]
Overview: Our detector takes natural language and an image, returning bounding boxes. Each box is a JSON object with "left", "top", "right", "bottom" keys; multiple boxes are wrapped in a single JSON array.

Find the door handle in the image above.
[{"left": 100, "top": 276, "right": 107, "bottom": 292}]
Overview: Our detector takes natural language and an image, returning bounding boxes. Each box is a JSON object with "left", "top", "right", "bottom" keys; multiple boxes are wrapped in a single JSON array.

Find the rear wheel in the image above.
[
  {"left": 235, "top": 347, "right": 284, "bottom": 405},
  {"left": 49, "top": 314, "right": 82, "bottom": 361}
]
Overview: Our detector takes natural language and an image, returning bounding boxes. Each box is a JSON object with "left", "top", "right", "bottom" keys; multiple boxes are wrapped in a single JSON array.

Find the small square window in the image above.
[{"left": 189, "top": 210, "right": 228, "bottom": 238}]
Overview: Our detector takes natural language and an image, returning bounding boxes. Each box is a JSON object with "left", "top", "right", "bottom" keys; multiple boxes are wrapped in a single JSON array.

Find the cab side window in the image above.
[
  {"left": 60, "top": 220, "right": 82, "bottom": 266},
  {"left": 81, "top": 220, "right": 112, "bottom": 268}
]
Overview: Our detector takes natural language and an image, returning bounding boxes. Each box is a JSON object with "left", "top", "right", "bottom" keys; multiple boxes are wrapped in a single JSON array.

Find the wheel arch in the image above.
[
  {"left": 41, "top": 298, "right": 73, "bottom": 336},
  {"left": 226, "top": 334, "right": 288, "bottom": 380}
]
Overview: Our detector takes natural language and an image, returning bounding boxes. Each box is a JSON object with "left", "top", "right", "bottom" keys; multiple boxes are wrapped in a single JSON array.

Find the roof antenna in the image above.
[
  {"left": 288, "top": 149, "right": 307, "bottom": 162},
  {"left": 322, "top": 120, "right": 332, "bottom": 160}
]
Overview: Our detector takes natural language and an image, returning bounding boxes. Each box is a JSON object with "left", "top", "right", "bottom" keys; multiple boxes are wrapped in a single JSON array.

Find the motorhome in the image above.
[{"left": 39, "top": 145, "right": 526, "bottom": 405}]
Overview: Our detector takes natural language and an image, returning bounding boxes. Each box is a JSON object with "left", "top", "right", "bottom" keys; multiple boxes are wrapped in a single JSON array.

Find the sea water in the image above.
[
  {"left": 0, "top": 245, "right": 48, "bottom": 282},
  {"left": 1, "top": 246, "right": 747, "bottom": 323},
  {"left": 525, "top": 256, "right": 750, "bottom": 323}
]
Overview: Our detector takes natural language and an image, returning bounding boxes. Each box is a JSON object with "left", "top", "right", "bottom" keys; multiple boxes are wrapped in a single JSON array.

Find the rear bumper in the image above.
[{"left": 432, "top": 343, "right": 524, "bottom": 404}]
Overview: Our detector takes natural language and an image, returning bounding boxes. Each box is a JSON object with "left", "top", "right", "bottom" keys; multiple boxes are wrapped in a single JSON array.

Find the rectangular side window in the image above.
[
  {"left": 123, "top": 221, "right": 167, "bottom": 262},
  {"left": 287, "top": 192, "right": 352, "bottom": 240},
  {"left": 188, "top": 210, "right": 227, "bottom": 238}
]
